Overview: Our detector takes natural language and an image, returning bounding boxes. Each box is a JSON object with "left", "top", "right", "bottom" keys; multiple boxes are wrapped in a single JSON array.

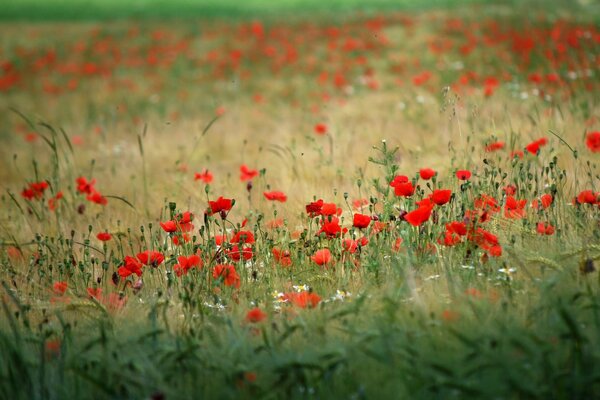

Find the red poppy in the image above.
[
  {"left": 283, "top": 291, "right": 321, "bottom": 308},
  {"left": 48, "top": 192, "right": 63, "bottom": 211},
  {"left": 394, "top": 181, "right": 415, "bottom": 197},
  {"left": 160, "top": 220, "right": 177, "bottom": 232},
  {"left": 446, "top": 221, "right": 467, "bottom": 236},
  {"left": 97, "top": 232, "right": 112, "bottom": 241},
  {"left": 272, "top": 248, "right": 292, "bottom": 267},
  {"left": 576, "top": 190, "right": 598, "bottom": 204},
  {"left": 586, "top": 131, "right": 600, "bottom": 152},
  {"left": 194, "top": 170, "right": 213, "bottom": 184},
  {"left": 264, "top": 191, "right": 287, "bottom": 202},
  {"left": 431, "top": 189, "right": 452, "bottom": 205},
  {"left": 212, "top": 264, "right": 240, "bottom": 288},
  {"left": 419, "top": 168, "right": 436, "bottom": 180},
  {"left": 230, "top": 230, "right": 255, "bottom": 244},
  {"left": 353, "top": 213, "right": 371, "bottom": 229},
  {"left": 118, "top": 256, "right": 143, "bottom": 278},
  {"left": 504, "top": 196, "right": 527, "bottom": 219},
  {"left": 173, "top": 255, "right": 202, "bottom": 276},
  {"left": 485, "top": 141, "right": 505, "bottom": 152},
  {"left": 86, "top": 287, "right": 102, "bottom": 299},
  {"left": 503, "top": 185, "right": 517, "bottom": 196},
  {"left": 389, "top": 175, "right": 409, "bottom": 188},
  {"left": 306, "top": 199, "right": 324, "bottom": 217},
  {"left": 240, "top": 164, "right": 258, "bottom": 181},
  {"left": 311, "top": 248, "right": 332, "bottom": 265},
  {"left": 320, "top": 202, "right": 339, "bottom": 216},
  {"left": 536, "top": 222, "right": 555, "bottom": 235},
  {"left": 208, "top": 196, "right": 234, "bottom": 215},
  {"left": 228, "top": 245, "right": 253, "bottom": 262},
  {"left": 404, "top": 205, "right": 433, "bottom": 226},
  {"left": 246, "top": 307, "right": 267, "bottom": 323},
  {"left": 318, "top": 218, "right": 343, "bottom": 238},
  {"left": 532, "top": 193, "right": 553, "bottom": 209},
  {"left": 343, "top": 239, "right": 358, "bottom": 254},
  {"left": 525, "top": 137, "right": 548, "bottom": 155},
  {"left": 456, "top": 170, "right": 471, "bottom": 180},
  {"left": 53, "top": 281, "right": 68, "bottom": 295},
  {"left": 314, "top": 123, "right": 328, "bottom": 135},
  {"left": 87, "top": 191, "right": 107, "bottom": 205},
  {"left": 352, "top": 198, "right": 369, "bottom": 210},
  {"left": 21, "top": 181, "right": 49, "bottom": 200},
  {"left": 136, "top": 250, "right": 165, "bottom": 268},
  {"left": 76, "top": 177, "right": 95, "bottom": 194}
]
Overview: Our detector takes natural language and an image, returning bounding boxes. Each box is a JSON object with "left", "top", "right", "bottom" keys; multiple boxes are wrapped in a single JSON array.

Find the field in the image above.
[{"left": 1, "top": 0, "right": 600, "bottom": 398}]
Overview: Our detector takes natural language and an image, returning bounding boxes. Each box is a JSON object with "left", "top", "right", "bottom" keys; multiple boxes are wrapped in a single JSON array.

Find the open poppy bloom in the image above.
[
  {"left": 246, "top": 307, "right": 267, "bottom": 323},
  {"left": 240, "top": 164, "right": 258, "bottom": 181},
  {"left": 208, "top": 196, "right": 234, "bottom": 215},
  {"left": 431, "top": 189, "right": 452, "bottom": 205},
  {"left": 353, "top": 213, "right": 371, "bottom": 229},
  {"left": 264, "top": 191, "right": 287, "bottom": 202},
  {"left": 419, "top": 168, "right": 436, "bottom": 180},
  {"left": 194, "top": 169, "right": 213, "bottom": 184},
  {"left": 586, "top": 131, "right": 600, "bottom": 152},
  {"left": 456, "top": 170, "right": 471, "bottom": 180},
  {"left": 311, "top": 248, "right": 332, "bottom": 265},
  {"left": 212, "top": 264, "right": 240, "bottom": 288}
]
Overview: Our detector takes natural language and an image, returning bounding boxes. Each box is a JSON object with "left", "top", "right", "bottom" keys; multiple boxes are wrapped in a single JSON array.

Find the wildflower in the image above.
[
  {"left": 194, "top": 169, "right": 213, "bottom": 184},
  {"left": 160, "top": 220, "right": 177, "bottom": 232},
  {"left": 136, "top": 250, "right": 165, "bottom": 268},
  {"left": 87, "top": 191, "right": 107, "bottom": 205},
  {"left": 393, "top": 181, "right": 415, "bottom": 197},
  {"left": 456, "top": 170, "right": 471, "bottom": 180},
  {"left": 283, "top": 291, "right": 321, "bottom": 308},
  {"left": 586, "top": 131, "right": 600, "bottom": 152},
  {"left": 525, "top": 137, "right": 548, "bottom": 155},
  {"left": 47, "top": 192, "right": 63, "bottom": 211},
  {"left": 230, "top": 230, "right": 255, "bottom": 244},
  {"left": 306, "top": 199, "right": 324, "bottom": 217},
  {"left": 264, "top": 191, "right": 287, "bottom": 202},
  {"left": 53, "top": 281, "right": 67, "bottom": 295},
  {"left": 532, "top": 193, "right": 553, "bottom": 209},
  {"left": 576, "top": 190, "right": 598, "bottom": 205},
  {"left": 485, "top": 141, "right": 505, "bottom": 152},
  {"left": 431, "top": 189, "right": 452, "bottom": 205},
  {"left": 208, "top": 196, "right": 234, "bottom": 215},
  {"left": 228, "top": 245, "right": 253, "bottom": 262},
  {"left": 173, "top": 255, "right": 203, "bottom": 276},
  {"left": 318, "top": 218, "right": 343, "bottom": 237},
  {"left": 87, "top": 287, "right": 102, "bottom": 299},
  {"left": 404, "top": 204, "right": 433, "bottom": 226},
  {"left": 320, "top": 202, "right": 339, "bottom": 216},
  {"left": 419, "top": 168, "right": 436, "bottom": 180},
  {"left": 343, "top": 239, "right": 358, "bottom": 254},
  {"left": 21, "top": 181, "right": 49, "bottom": 200},
  {"left": 118, "top": 256, "right": 143, "bottom": 277},
  {"left": 314, "top": 123, "right": 328, "bottom": 135},
  {"left": 213, "top": 264, "right": 241, "bottom": 288},
  {"left": 536, "top": 222, "right": 555, "bottom": 235},
  {"left": 240, "top": 165, "right": 258, "bottom": 181},
  {"left": 504, "top": 196, "right": 527, "bottom": 219},
  {"left": 246, "top": 307, "right": 267, "bottom": 323},
  {"left": 96, "top": 232, "right": 112, "bottom": 241},
  {"left": 272, "top": 248, "right": 292, "bottom": 267},
  {"left": 76, "top": 177, "right": 95, "bottom": 194},
  {"left": 352, "top": 213, "right": 371, "bottom": 229},
  {"left": 311, "top": 248, "right": 332, "bottom": 266}
]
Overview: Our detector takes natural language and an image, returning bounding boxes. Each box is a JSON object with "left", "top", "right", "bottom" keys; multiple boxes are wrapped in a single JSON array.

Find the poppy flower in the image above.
[
  {"left": 353, "top": 213, "right": 371, "bottom": 229},
  {"left": 394, "top": 181, "right": 415, "bottom": 197},
  {"left": 246, "top": 307, "right": 267, "bottom": 323},
  {"left": 96, "top": 232, "right": 112, "bottom": 241},
  {"left": 504, "top": 196, "right": 527, "bottom": 219},
  {"left": 576, "top": 190, "right": 598, "bottom": 204},
  {"left": 320, "top": 202, "right": 339, "bottom": 216},
  {"left": 86, "top": 287, "right": 102, "bottom": 299},
  {"left": 76, "top": 177, "right": 95, "bottom": 194},
  {"left": 272, "top": 248, "right": 292, "bottom": 267},
  {"left": 208, "top": 196, "right": 234, "bottom": 215},
  {"left": 314, "top": 123, "right": 328, "bottom": 135},
  {"left": 87, "top": 191, "right": 107, "bottom": 205},
  {"left": 404, "top": 205, "right": 433, "bottom": 226},
  {"left": 352, "top": 198, "right": 369, "bottom": 210},
  {"left": 160, "top": 220, "right": 177, "bottom": 233},
  {"left": 118, "top": 256, "right": 143, "bottom": 278},
  {"left": 21, "top": 181, "right": 49, "bottom": 200},
  {"left": 532, "top": 194, "right": 553, "bottom": 209},
  {"left": 446, "top": 221, "right": 467, "bottom": 236},
  {"left": 173, "top": 255, "right": 202, "bottom": 276},
  {"left": 431, "top": 189, "right": 452, "bottom": 205},
  {"left": 283, "top": 291, "right": 321, "bottom": 308},
  {"left": 228, "top": 245, "right": 253, "bottom": 262},
  {"left": 311, "top": 248, "right": 332, "bottom": 265},
  {"left": 536, "top": 222, "right": 555, "bottom": 235},
  {"left": 485, "top": 141, "right": 505, "bottom": 152},
  {"left": 136, "top": 250, "right": 165, "bottom": 268},
  {"left": 306, "top": 199, "right": 324, "bottom": 217},
  {"left": 503, "top": 185, "right": 517, "bottom": 196},
  {"left": 264, "top": 191, "right": 287, "bottom": 202},
  {"left": 318, "top": 219, "right": 343, "bottom": 238},
  {"left": 419, "top": 168, "right": 436, "bottom": 180},
  {"left": 53, "top": 281, "right": 68, "bottom": 295},
  {"left": 456, "top": 170, "right": 471, "bottom": 180},
  {"left": 230, "top": 230, "right": 255, "bottom": 244},
  {"left": 343, "top": 239, "right": 358, "bottom": 254},
  {"left": 194, "top": 170, "right": 213, "bottom": 184},
  {"left": 586, "top": 131, "right": 600, "bottom": 152},
  {"left": 389, "top": 175, "right": 409, "bottom": 188},
  {"left": 525, "top": 137, "right": 548, "bottom": 155},
  {"left": 212, "top": 264, "right": 240, "bottom": 288},
  {"left": 48, "top": 192, "right": 63, "bottom": 211},
  {"left": 240, "top": 165, "right": 258, "bottom": 181}
]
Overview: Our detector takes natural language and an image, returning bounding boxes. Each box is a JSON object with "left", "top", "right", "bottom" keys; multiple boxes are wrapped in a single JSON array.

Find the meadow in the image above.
[{"left": 1, "top": 0, "right": 599, "bottom": 398}]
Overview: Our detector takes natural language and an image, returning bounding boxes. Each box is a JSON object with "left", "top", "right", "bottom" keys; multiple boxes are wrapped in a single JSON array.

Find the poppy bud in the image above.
[
  {"left": 246, "top": 181, "right": 253, "bottom": 192},
  {"left": 77, "top": 204, "right": 85, "bottom": 214}
]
